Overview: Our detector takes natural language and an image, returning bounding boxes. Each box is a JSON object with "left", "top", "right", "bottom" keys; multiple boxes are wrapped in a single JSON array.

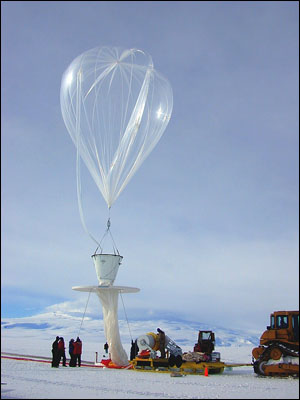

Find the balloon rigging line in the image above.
[
  {"left": 120, "top": 292, "right": 133, "bottom": 343},
  {"left": 94, "top": 217, "right": 120, "bottom": 256},
  {"left": 76, "top": 149, "right": 101, "bottom": 247},
  {"left": 75, "top": 71, "right": 101, "bottom": 247},
  {"left": 77, "top": 289, "right": 92, "bottom": 338}
]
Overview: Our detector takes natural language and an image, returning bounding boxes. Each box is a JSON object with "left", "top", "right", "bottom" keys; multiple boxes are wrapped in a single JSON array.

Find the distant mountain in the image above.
[{"left": 1, "top": 310, "right": 260, "bottom": 348}]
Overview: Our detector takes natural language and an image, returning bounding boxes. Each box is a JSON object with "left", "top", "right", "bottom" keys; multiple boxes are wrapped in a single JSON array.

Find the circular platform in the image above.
[{"left": 72, "top": 285, "right": 140, "bottom": 293}]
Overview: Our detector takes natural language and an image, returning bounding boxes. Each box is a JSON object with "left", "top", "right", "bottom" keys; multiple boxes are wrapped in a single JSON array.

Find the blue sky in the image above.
[{"left": 2, "top": 1, "right": 299, "bottom": 331}]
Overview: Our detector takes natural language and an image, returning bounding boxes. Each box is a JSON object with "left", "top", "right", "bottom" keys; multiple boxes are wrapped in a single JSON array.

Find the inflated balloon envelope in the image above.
[
  {"left": 60, "top": 45, "right": 173, "bottom": 212},
  {"left": 60, "top": 46, "right": 173, "bottom": 367}
]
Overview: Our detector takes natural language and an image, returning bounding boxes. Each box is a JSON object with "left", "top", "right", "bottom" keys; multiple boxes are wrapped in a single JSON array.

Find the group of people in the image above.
[
  {"left": 51, "top": 336, "right": 82, "bottom": 367},
  {"left": 52, "top": 328, "right": 166, "bottom": 368}
]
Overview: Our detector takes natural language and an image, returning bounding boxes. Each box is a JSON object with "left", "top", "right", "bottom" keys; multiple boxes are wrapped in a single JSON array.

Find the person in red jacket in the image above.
[
  {"left": 73, "top": 337, "right": 82, "bottom": 367},
  {"left": 57, "top": 337, "right": 67, "bottom": 367}
]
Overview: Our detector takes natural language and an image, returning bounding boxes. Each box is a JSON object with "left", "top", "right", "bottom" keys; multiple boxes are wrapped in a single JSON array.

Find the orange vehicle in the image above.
[
  {"left": 252, "top": 310, "right": 299, "bottom": 377},
  {"left": 193, "top": 331, "right": 215, "bottom": 354}
]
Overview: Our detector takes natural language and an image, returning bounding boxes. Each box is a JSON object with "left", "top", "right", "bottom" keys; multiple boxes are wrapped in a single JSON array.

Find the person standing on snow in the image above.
[
  {"left": 68, "top": 338, "right": 75, "bottom": 367},
  {"left": 104, "top": 342, "right": 109, "bottom": 354},
  {"left": 57, "top": 337, "right": 67, "bottom": 367},
  {"left": 51, "top": 336, "right": 60, "bottom": 367},
  {"left": 157, "top": 328, "right": 166, "bottom": 358},
  {"left": 130, "top": 339, "right": 139, "bottom": 360},
  {"left": 73, "top": 337, "right": 82, "bottom": 367}
]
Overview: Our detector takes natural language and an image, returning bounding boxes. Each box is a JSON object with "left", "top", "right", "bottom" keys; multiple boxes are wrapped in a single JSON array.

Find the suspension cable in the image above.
[
  {"left": 75, "top": 70, "right": 101, "bottom": 248},
  {"left": 120, "top": 292, "right": 133, "bottom": 342},
  {"left": 78, "top": 289, "right": 92, "bottom": 338},
  {"left": 94, "top": 217, "right": 120, "bottom": 255}
]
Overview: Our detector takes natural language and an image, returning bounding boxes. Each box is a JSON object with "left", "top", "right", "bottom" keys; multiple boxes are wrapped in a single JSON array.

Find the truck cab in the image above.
[{"left": 194, "top": 330, "right": 215, "bottom": 354}]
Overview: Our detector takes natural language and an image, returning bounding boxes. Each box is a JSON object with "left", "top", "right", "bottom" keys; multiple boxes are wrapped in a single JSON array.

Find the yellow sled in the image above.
[{"left": 130, "top": 356, "right": 225, "bottom": 375}]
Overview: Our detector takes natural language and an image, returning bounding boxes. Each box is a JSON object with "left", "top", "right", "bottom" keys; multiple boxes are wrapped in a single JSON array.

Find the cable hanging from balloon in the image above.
[
  {"left": 75, "top": 70, "right": 120, "bottom": 255},
  {"left": 77, "top": 289, "right": 92, "bottom": 338},
  {"left": 75, "top": 69, "right": 102, "bottom": 248},
  {"left": 93, "top": 214, "right": 120, "bottom": 256}
]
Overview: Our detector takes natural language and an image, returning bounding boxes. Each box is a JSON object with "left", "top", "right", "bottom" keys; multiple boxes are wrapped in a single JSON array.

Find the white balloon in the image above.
[{"left": 60, "top": 46, "right": 173, "bottom": 212}]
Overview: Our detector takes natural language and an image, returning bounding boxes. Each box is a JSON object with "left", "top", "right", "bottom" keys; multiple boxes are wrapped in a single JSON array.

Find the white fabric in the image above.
[
  {"left": 72, "top": 285, "right": 140, "bottom": 294},
  {"left": 92, "top": 254, "right": 122, "bottom": 286},
  {"left": 60, "top": 46, "right": 173, "bottom": 240},
  {"left": 96, "top": 289, "right": 129, "bottom": 366}
]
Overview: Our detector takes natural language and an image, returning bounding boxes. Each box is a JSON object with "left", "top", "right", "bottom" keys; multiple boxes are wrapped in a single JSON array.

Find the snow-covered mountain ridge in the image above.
[{"left": 1, "top": 310, "right": 260, "bottom": 350}]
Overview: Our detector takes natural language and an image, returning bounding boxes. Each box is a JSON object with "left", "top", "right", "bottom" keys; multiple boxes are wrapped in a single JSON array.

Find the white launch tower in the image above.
[{"left": 72, "top": 253, "right": 139, "bottom": 366}]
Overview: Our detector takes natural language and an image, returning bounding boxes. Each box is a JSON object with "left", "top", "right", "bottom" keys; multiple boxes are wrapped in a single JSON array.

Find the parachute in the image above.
[{"left": 60, "top": 46, "right": 173, "bottom": 245}]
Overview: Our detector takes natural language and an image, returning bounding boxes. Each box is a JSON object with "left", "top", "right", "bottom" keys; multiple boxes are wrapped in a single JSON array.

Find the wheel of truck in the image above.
[
  {"left": 175, "top": 355, "right": 183, "bottom": 368},
  {"left": 168, "top": 354, "right": 175, "bottom": 367},
  {"left": 258, "top": 361, "right": 267, "bottom": 376},
  {"left": 269, "top": 347, "right": 282, "bottom": 360}
]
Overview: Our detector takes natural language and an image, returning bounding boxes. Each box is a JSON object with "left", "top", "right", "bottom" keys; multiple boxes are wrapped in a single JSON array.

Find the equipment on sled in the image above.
[
  {"left": 137, "top": 332, "right": 182, "bottom": 362},
  {"left": 131, "top": 329, "right": 225, "bottom": 374}
]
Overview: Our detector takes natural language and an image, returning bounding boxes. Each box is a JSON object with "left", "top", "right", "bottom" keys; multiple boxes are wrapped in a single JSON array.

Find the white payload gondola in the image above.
[{"left": 92, "top": 253, "right": 123, "bottom": 286}]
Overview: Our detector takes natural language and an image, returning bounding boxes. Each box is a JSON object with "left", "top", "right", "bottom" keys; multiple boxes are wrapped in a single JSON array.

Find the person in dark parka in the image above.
[
  {"left": 51, "top": 336, "right": 60, "bottom": 367},
  {"left": 69, "top": 338, "right": 75, "bottom": 367},
  {"left": 130, "top": 339, "right": 139, "bottom": 360},
  {"left": 104, "top": 342, "right": 109, "bottom": 354}
]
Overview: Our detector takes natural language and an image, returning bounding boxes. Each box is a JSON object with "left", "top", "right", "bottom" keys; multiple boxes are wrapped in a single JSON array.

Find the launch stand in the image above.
[{"left": 72, "top": 253, "right": 139, "bottom": 366}]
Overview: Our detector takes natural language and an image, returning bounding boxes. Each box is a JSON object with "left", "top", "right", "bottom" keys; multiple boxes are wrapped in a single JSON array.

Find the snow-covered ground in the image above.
[
  {"left": 1, "top": 312, "right": 299, "bottom": 399},
  {"left": 2, "top": 356, "right": 299, "bottom": 400}
]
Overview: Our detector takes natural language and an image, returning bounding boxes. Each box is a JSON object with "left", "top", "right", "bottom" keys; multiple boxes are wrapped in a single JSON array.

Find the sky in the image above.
[{"left": 1, "top": 1, "right": 299, "bottom": 332}]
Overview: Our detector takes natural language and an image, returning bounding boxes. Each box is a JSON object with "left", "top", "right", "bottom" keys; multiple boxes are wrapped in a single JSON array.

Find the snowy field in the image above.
[
  {"left": 1, "top": 313, "right": 299, "bottom": 399},
  {"left": 2, "top": 355, "right": 299, "bottom": 399}
]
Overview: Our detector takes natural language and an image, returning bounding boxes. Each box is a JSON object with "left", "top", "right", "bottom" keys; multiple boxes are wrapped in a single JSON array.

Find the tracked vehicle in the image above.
[{"left": 252, "top": 310, "right": 299, "bottom": 377}]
